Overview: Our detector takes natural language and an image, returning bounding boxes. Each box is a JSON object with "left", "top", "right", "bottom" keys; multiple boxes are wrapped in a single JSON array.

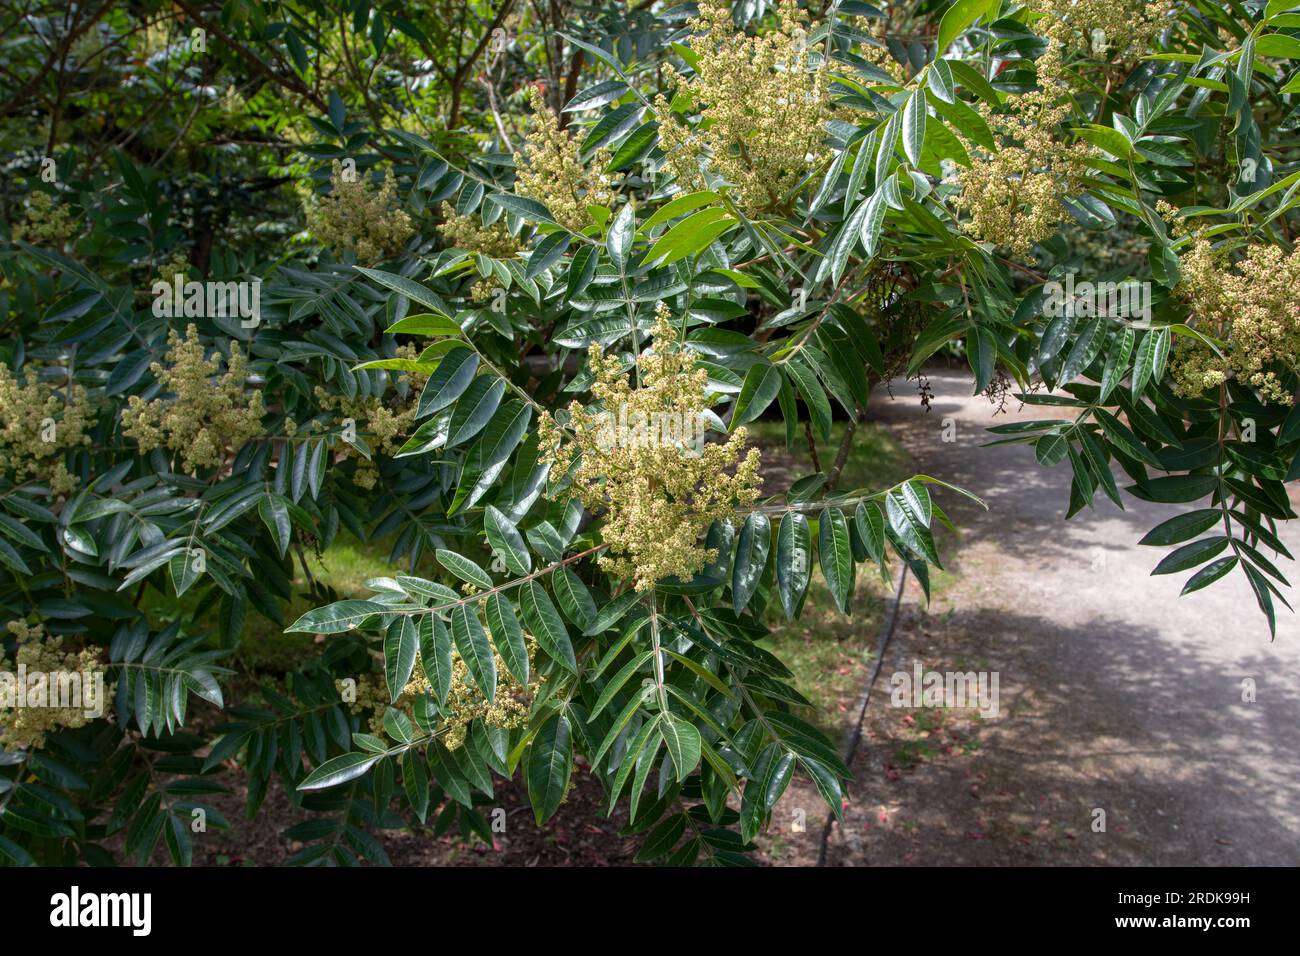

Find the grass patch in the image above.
[
  {"left": 745, "top": 417, "right": 911, "bottom": 497},
  {"left": 236, "top": 534, "right": 420, "bottom": 670},
  {"left": 748, "top": 416, "right": 915, "bottom": 738},
  {"left": 760, "top": 573, "right": 894, "bottom": 739},
  {"left": 140, "top": 532, "right": 420, "bottom": 675}
]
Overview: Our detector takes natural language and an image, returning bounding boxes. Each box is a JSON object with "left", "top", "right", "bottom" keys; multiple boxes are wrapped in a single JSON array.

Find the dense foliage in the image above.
[{"left": 2, "top": 0, "right": 1298, "bottom": 866}]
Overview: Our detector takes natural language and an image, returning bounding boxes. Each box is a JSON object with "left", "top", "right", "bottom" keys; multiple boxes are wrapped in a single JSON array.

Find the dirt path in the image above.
[{"left": 803, "top": 367, "right": 1300, "bottom": 866}]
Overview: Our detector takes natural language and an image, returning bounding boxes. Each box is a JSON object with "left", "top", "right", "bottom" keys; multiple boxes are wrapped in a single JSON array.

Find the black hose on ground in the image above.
[{"left": 815, "top": 562, "right": 909, "bottom": 867}]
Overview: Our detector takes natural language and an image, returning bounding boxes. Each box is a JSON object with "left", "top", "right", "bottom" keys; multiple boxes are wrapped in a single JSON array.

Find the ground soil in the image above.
[{"left": 763, "top": 366, "right": 1300, "bottom": 867}]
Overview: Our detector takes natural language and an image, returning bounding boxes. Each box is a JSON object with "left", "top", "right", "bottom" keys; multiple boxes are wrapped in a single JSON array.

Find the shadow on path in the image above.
[{"left": 804, "top": 368, "right": 1300, "bottom": 866}]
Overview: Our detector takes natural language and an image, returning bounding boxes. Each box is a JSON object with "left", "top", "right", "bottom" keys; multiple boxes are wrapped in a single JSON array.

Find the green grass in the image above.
[
  {"left": 140, "top": 532, "right": 416, "bottom": 675},
  {"left": 744, "top": 418, "right": 911, "bottom": 498},
  {"left": 746, "top": 416, "right": 915, "bottom": 738},
  {"left": 759, "top": 572, "right": 895, "bottom": 738},
  {"left": 234, "top": 534, "right": 410, "bottom": 672}
]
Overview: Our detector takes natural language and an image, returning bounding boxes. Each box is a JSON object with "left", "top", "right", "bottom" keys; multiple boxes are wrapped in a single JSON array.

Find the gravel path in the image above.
[{"left": 815, "top": 368, "right": 1300, "bottom": 866}]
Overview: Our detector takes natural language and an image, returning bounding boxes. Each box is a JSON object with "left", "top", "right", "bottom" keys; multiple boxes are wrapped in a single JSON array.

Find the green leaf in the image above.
[
  {"left": 855, "top": 501, "right": 887, "bottom": 565},
  {"left": 486, "top": 193, "right": 556, "bottom": 224},
  {"left": 645, "top": 208, "right": 736, "bottom": 267},
  {"left": 565, "top": 244, "right": 599, "bottom": 301},
  {"left": 885, "top": 486, "right": 941, "bottom": 566},
  {"left": 402, "top": 751, "right": 430, "bottom": 823},
  {"left": 419, "top": 613, "right": 454, "bottom": 704},
  {"left": 485, "top": 505, "right": 531, "bottom": 575},
  {"left": 1139, "top": 509, "right": 1223, "bottom": 546},
  {"left": 0, "top": 835, "right": 36, "bottom": 867},
  {"left": 526, "top": 232, "right": 571, "bottom": 279},
  {"left": 477, "top": 401, "right": 532, "bottom": 470},
  {"left": 1035, "top": 433, "right": 1070, "bottom": 466},
  {"left": 615, "top": 719, "right": 663, "bottom": 817},
  {"left": 966, "top": 326, "right": 998, "bottom": 393},
  {"left": 1128, "top": 474, "right": 1219, "bottom": 504},
  {"left": 640, "top": 191, "right": 720, "bottom": 232},
  {"left": 384, "top": 616, "right": 419, "bottom": 702},
  {"left": 0, "top": 512, "right": 47, "bottom": 551},
  {"left": 485, "top": 593, "right": 529, "bottom": 686},
  {"left": 564, "top": 79, "right": 630, "bottom": 112},
  {"left": 436, "top": 549, "right": 494, "bottom": 589},
  {"left": 258, "top": 494, "right": 291, "bottom": 559},
  {"left": 827, "top": 188, "right": 877, "bottom": 284},
  {"left": 384, "top": 707, "right": 414, "bottom": 744},
  {"left": 589, "top": 649, "right": 654, "bottom": 721},
  {"left": 1131, "top": 329, "right": 1169, "bottom": 397},
  {"left": 1243, "top": 564, "right": 1278, "bottom": 639},
  {"left": 446, "top": 375, "right": 506, "bottom": 448},
  {"left": 299, "top": 752, "right": 382, "bottom": 791},
  {"left": 1074, "top": 124, "right": 1135, "bottom": 160},
  {"left": 526, "top": 712, "right": 573, "bottom": 824},
  {"left": 1059, "top": 318, "right": 1104, "bottom": 383},
  {"left": 661, "top": 715, "right": 702, "bottom": 782},
  {"left": 740, "top": 742, "right": 794, "bottom": 842},
  {"left": 583, "top": 589, "right": 642, "bottom": 637},
  {"left": 817, "top": 507, "right": 854, "bottom": 613},
  {"left": 553, "top": 567, "right": 599, "bottom": 631},
  {"left": 168, "top": 551, "right": 203, "bottom": 598},
  {"left": 1181, "top": 556, "right": 1238, "bottom": 595},
  {"left": 858, "top": 186, "right": 890, "bottom": 260},
  {"left": 286, "top": 600, "right": 387, "bottom": 634},
  {"left": 785, "top": 359, "right": 833, "bottom": 441},
  {"left": 1099, "top": 326, "right": 1134, "bottom": 402},
  {"left": 1094, "top": 408, "right": 1162, "bottom": 467},
  {"left": 732, "top": 362, "right": 781, "bottom": 428},
  {"left": 427, "top": 741, "right": 474, "bottom": 807},
  {"left": 354, "top": 267, "right": 450, "bottom": 314},
  {"left": 451, "top": 604, "right": 496, "bottom": 701},
  {"left": 1151, "top": 536, "right": 1230, "bottom": 575},
  {"left": 385, "top": 312, "right": 463, "bottom": 336},
  {"left": 416, "top": 346, "right": 479, "bottom": 418},
  {"left": 902, "top": 89, "right": 927, "bottom": 166},
  {"left": 928, "top": 58, "right": 956, "bottom": 103},
  {"left": 1078, "top": 430, "right": 1122, "bottom": 508},
  {"left": 936, "top": 0, "right": 998, "bottom": 53},
  {"left": 519, "top": 581, "right": 577, "bottom": 672},
  {"left": 732, "top": 512, "right": 772, "bottom": 613},
  {"left": 396, "top": 408, "right": 452, "bottom": 457},
  {"left": 607, "top": 203, "right": 637, "bottom": 273}
]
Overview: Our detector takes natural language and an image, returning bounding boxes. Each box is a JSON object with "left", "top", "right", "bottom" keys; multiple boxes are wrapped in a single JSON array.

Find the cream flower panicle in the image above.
[
  {"left": 306, "top": 160, "right": 414, "bottom": 264},
  {"left": 1172, "top": 239, "right": 1300, "bottom": 405},
  {"left": 951, "top": 37, "right": 1093, "bottom": 254},
  {"left": 437, "top": 203, "right": 521, "bottom": 259},
  {"left": 13, "top": 191, "right": 79, "bottom": 246},
  {"left": 952, "top": 1, "right": 1173, "bottom": 254},
  {"left": 120, "top": 324, "right": 265, "bottom": 473},
  {"left": 312, "top": 344, "right": 427, "bottom": 489},
  {"left": 514, "top": 88, "right": 614, "bottom": 233},
  {"left": 657, "top": 0, "right": 836, "bottom": 216},
  {"left": 340, "top": 638, "right": 534, "bottom": 751},
  {"left": 1, "top": 621, "right": 112, "bottom": 751},
  {"left": 539, "top": 304, "right": 762, "bottom": 591},
  {"left": 0, "top": 364, "right": 93, "bottom": 495}
]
